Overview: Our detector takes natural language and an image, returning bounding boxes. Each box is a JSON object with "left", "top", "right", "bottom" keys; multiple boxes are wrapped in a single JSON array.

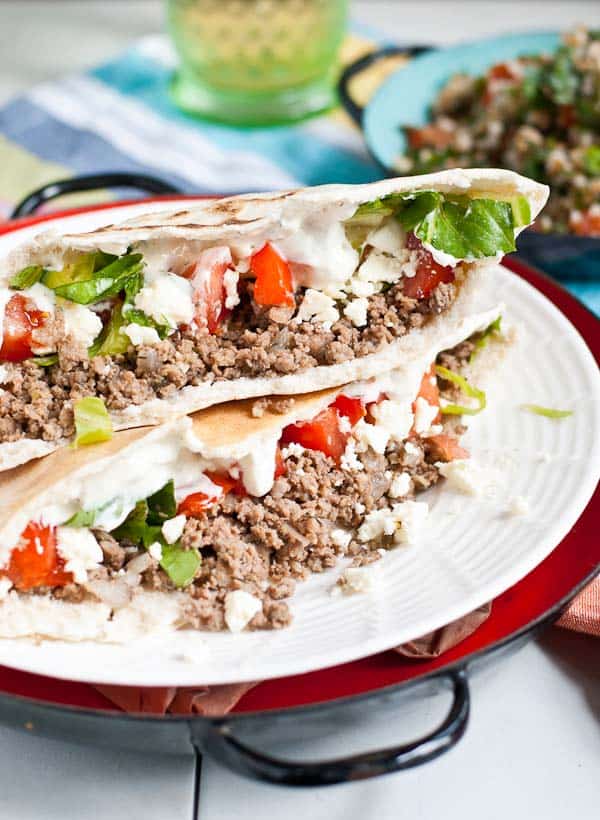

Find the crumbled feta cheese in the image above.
[
  {"left": 338, "top": 414, "right": 352, "bottom": 434},
  {"left": 371, "top": 400, "right": 414, "bottom": 443},
  {"left": 330, "top": 528, "right": 352, "bottom": 549},
  {"left": 353, "top": 418, "right": 390, "bottom": 455},
  {"left": 60, "top": 302, "right": 103, "bottom": 349},
  {"left": 424, "top": 424, "right": 443, "bottom": 437},
  {"left": 347, "top": 279, "right": 376, "bottom": 298},
  {"left": 357, "top": 250, "right": 404, "bottom": 288},
  {"left": 340, "top": 439, "right": 364, "bottom": 472},
  {"left": 56, "top": 526, "right": 103, "bottom": 584},
  {"left": 161, "top": 514, "right": 187, "bottom": 544},
  {"left": 134, "top": 273, "right": 194, "bottom": 329},
  {"left": 224, "top": 590, "right": 262, "bottom": 633},
  {"left": 0, "top": 577, "right": 12, "bottom": 599},
  {"left": 343, "top": 297, "right": 369, "bottom": 327},
  {"left": 296, "top": 288, "right": 339, "bottom": 328},
  {"left": 123, "top": 323, "right": 161, "bottom": 347},
  {"left": 148, "top": 541, "right": 163, "bottom": 561},
  {"left": 508, "top": 496, "right": 529, "bottom": 516},
  {"left": 365, "top": 218, "right": 405, "bottom": 254},
  {"left": 358, "top": 501, "right": 428, "bottom": 545},
  {"left": 404, "top": 441, "right": 420, "bottom": 456},
  {"left": 281, "top": 442, "right": 306, "bottom": 459},
  {"left": 389, "top": 472, "right": 412, "bottom": 498},
  {"left": 338, "top": 566, "right": 377, "bottom": 595},
  {"left": 354, "top": 502, "right": 366, "bottom": 516},
  {"left": 223, "top": 269, "right": 240, "bottom": 309},
  {"left": 437, "top": 459, "right": 481, "bottom": 496},
  {"left": 23, "top": 282, "right": 55, "bottom": 313},
  {"left": 413, "top": 397, "right": 439, "bottom": 435},
  {"left": 0, "top": 365, "right": 8, "bottom": 384}
]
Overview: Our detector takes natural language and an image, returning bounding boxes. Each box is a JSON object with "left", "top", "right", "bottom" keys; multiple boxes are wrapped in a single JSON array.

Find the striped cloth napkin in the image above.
[{"left": 0, "top": 29, "right": 596, "bottom": 713}]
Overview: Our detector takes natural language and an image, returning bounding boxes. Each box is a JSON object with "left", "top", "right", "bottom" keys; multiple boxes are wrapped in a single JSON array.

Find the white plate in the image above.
[{"left": 0, "top": 202, "right": 598, "bottom": 687}]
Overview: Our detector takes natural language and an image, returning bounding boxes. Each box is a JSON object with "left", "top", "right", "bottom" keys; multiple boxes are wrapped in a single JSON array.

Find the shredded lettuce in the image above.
[
  {"left": 435, "top": 365, "right": 487, "bottom": 415},
  {"left": 520, "top": 404, "right": 573, "bottom": 419},
  {"left": 52, "top": 253, "right": 144, "bottom": 305},
  {"left": 41, "top": 252, "right": 110, "bottom": 290},
  {"left": 469, "top": 316, "right": 502, "bottom": 363},
  {"left": 9, "top": 265, "right": 46, "bottom": 290},
  {"left": 124, "top": 308, "right": 171, "bottom": 340},
  {"left": 73, "top": 396, "right": 113, "bottom": 447},
  {"left": 65, "top": 509, "right": 97, "bottom": 528},
  {"left": 31, "top": 353, "right": 58, "bottom": 367},
  {"left": 346, "top": 191, "right": 529, "bottom": 259},
  {"left": 111, "top": 482, "right": 200, "bottom": 587},
  {"left": 583, "top": 145, "right": 600, "bottom": 176},
  {"left": 88, "top": 302, "right": 130, "bottom": 358},
  {"left": 159, "top": 544, "right": 200, "bottom": 588}
]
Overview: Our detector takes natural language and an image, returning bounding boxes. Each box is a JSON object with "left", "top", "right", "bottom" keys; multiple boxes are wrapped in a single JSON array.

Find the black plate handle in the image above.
[
  {"left": 11, "top": 172, "right": 182, "bottom": 220},
  {"left": 338, "top": 44, "right": 432, "bottom": 127},
  {"left": 203, "top": 668, "right": 469, "bottom": 786}
]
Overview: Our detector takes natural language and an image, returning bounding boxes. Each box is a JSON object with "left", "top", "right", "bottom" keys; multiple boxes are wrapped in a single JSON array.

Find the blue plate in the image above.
[{"left": 364, "top": 31, "right": 561, "bottom": 171}]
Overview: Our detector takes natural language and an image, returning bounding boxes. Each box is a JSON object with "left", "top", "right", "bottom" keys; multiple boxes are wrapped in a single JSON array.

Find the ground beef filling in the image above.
[{"left": 0, "top": 279, "right": 457, "bottom": 444}]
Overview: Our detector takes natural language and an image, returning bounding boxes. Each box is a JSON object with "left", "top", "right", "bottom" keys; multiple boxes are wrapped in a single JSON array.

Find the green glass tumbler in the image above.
[{"left": 167, "top": 0, "right": 349, "bottom": 126}]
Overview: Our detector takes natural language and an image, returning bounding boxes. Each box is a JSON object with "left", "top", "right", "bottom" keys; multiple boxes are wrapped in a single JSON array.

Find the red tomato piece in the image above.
[
  {"left": 405, "top": 125, "right": 454, "bottom": 151},
  {"left": 426, "top": 434, "right": 469, "bottom": 463},
  {"left": 571, "top": 209, "right": 600, "bottom": 237},
  {"left": 184, "top": 247, "right": 233, "bottom": 334},
  {"left": 205, "top": 471, "right": 247, "bottom": 497},
  {"left": 281, "top": 406, "right": 348, "bottom": 464},
  {"left": 332, "top": 394, "right": 365, "bottom": 428},
  {"left": 250, "top": 243, "right": 295, "bottom": 308},
  {"left": 403, "top": 234, "right": 455, "bottom": 300},
  {"left": 413, "top": 364, "right": 441, "bottom": 423},
  {"left": 557, "top": 104, "right": 576, "bottom": 130},
  {"left": 177, "top": 492, "right": 216, "bottom": 518},
  {"left": 0, "top": 294, "right": 48, "bottom": 363},
  {"left": 4, "top": 522, "right": 71, "bottom": 591}
]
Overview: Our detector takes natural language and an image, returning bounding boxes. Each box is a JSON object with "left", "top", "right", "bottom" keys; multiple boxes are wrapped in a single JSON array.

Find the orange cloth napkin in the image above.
[{"left": 556, "top": 576, "right": 600, "bottom": 637}]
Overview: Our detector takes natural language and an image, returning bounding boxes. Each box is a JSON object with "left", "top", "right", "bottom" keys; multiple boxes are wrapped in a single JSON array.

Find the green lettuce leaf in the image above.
[
  {"left": 65, "top": 509, "right": 97, "bottom": 528},
  {"left": 52, "top": 253, "right": 144, "bottom": 305},
  {"left": 159, "top": 543, "right": 200, "bottom": 588},
  {"left": 347, "top": 190, "right": 527, "bottom": 259},
  {"left": 9, "top": 265, "right": 46, "bottom": 290},
  {"left": 31, "top": 353, "right": 59, "bottom": 367},
  {"left": 583, "top": 145, "right": 600, "bottom": 176},
  {"left": 88, "top": 302, "right": 130, "bottom": 358},
  {"left": 520, "top": 404, "right": 573, "bottom": 419},
  {"left": 73, "top": 396, "right": 113, "bottom": 447},
  {"left": 147, "top": 480, "right": 178, "bottom": 526},
  {"left": 435, "top": 365, "right": 487, "bottom": 415},
  {"left": 42, "top": 252, "right": 110, "bottom": 290},
  {"left": 124, "top": 308, "right": 171, "bottom": 340},
  {"left": 469, "top": 316, "right": 502, "bottom": 363}
]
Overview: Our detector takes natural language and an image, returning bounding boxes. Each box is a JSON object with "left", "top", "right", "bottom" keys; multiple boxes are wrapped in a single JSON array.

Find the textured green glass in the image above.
[{"left": 167, "top": 0, "right": 348, "bottom": 125}]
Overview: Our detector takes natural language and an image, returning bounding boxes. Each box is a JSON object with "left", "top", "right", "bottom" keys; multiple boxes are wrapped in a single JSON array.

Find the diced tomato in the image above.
[
  {"left": 4, "top": 522, "right": 71, "bottom": 591},
  {"left": 570, "top": 209, "right": 600, "bottom": 237},
  {"left": 205, "top": 470, "right": 247, "bottom": 497},
  {"left": 250, "top": 243, "right": 295, "bottom": 308},
  {"left": 274, "top": 446, "right": 287, "bottom": 479},
  {"left": 332, "top": 394, "right": 365, "bottom": 428},
  {"left": 177, "top": 492, "right": 217, "bottom": 518},
  {"left": 426, "top": 434, "right": 469, "bottom": 463},
  {"left": 281, "top": 406, "right": 347, "bottom": 464},
  {"left": 482, "top": 62, "right": 521, "bottom": 105},
  {"left": 183, "top": 247, "right": 233, "bottom": 334},
  {"left": 0, "top": 294, "right": 48, "bottom": 363},
  {"left": 487, "top": 62, "right": 519, "bottom": 82},
  {"left": 403, "top": 234, "right": 455, "bottom": 300},
  {"left": 405, "top": 125, "right": 454, "bottom": 151},
  {"left": 557, "top": 104, "right": 576, "bottom": 130},
  {"left": 413, "top": 364, "right": 441, "bottom": 422}
]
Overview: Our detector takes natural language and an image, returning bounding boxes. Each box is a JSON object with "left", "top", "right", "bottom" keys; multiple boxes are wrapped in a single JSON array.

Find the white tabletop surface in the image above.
[{"left": 0, "top": 2, "right": 599, "bottom": 818}]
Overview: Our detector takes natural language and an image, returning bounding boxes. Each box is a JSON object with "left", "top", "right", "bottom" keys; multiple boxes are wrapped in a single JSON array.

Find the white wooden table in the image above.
[{"left": 0, "top": 2, "right": 599, "bottom": 818}]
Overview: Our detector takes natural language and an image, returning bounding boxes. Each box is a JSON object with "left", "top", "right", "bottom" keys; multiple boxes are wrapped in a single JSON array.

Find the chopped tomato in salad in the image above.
[
  {"left": 332, "top": 394, "right": 365, "bottom": 427},
  {"left": 250, "top": 243, "right": 295, "bottom": 308},
  {"left": 413, "top": 364, "right": 441, "bottom": 421},
  {"left": 571, "top": 209, "right": 600, "bottom": 237},
  {"left": 405, "top": 124, "right": 454, "bottom": 151},
  {"left": 0, "top": 294, "right": 48, "bottom": 363},
  {"left": 403, "top": 234, "right": 455, "bottom": 300},
  {"left": 3, "top": 522, "right": 71, "bottom": 591},
  {"left": 426, "top": 434, "right": 469, "bottom": 463},
  {"left": 184, "top": 247, "right": 233, "bottom": 333}
]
